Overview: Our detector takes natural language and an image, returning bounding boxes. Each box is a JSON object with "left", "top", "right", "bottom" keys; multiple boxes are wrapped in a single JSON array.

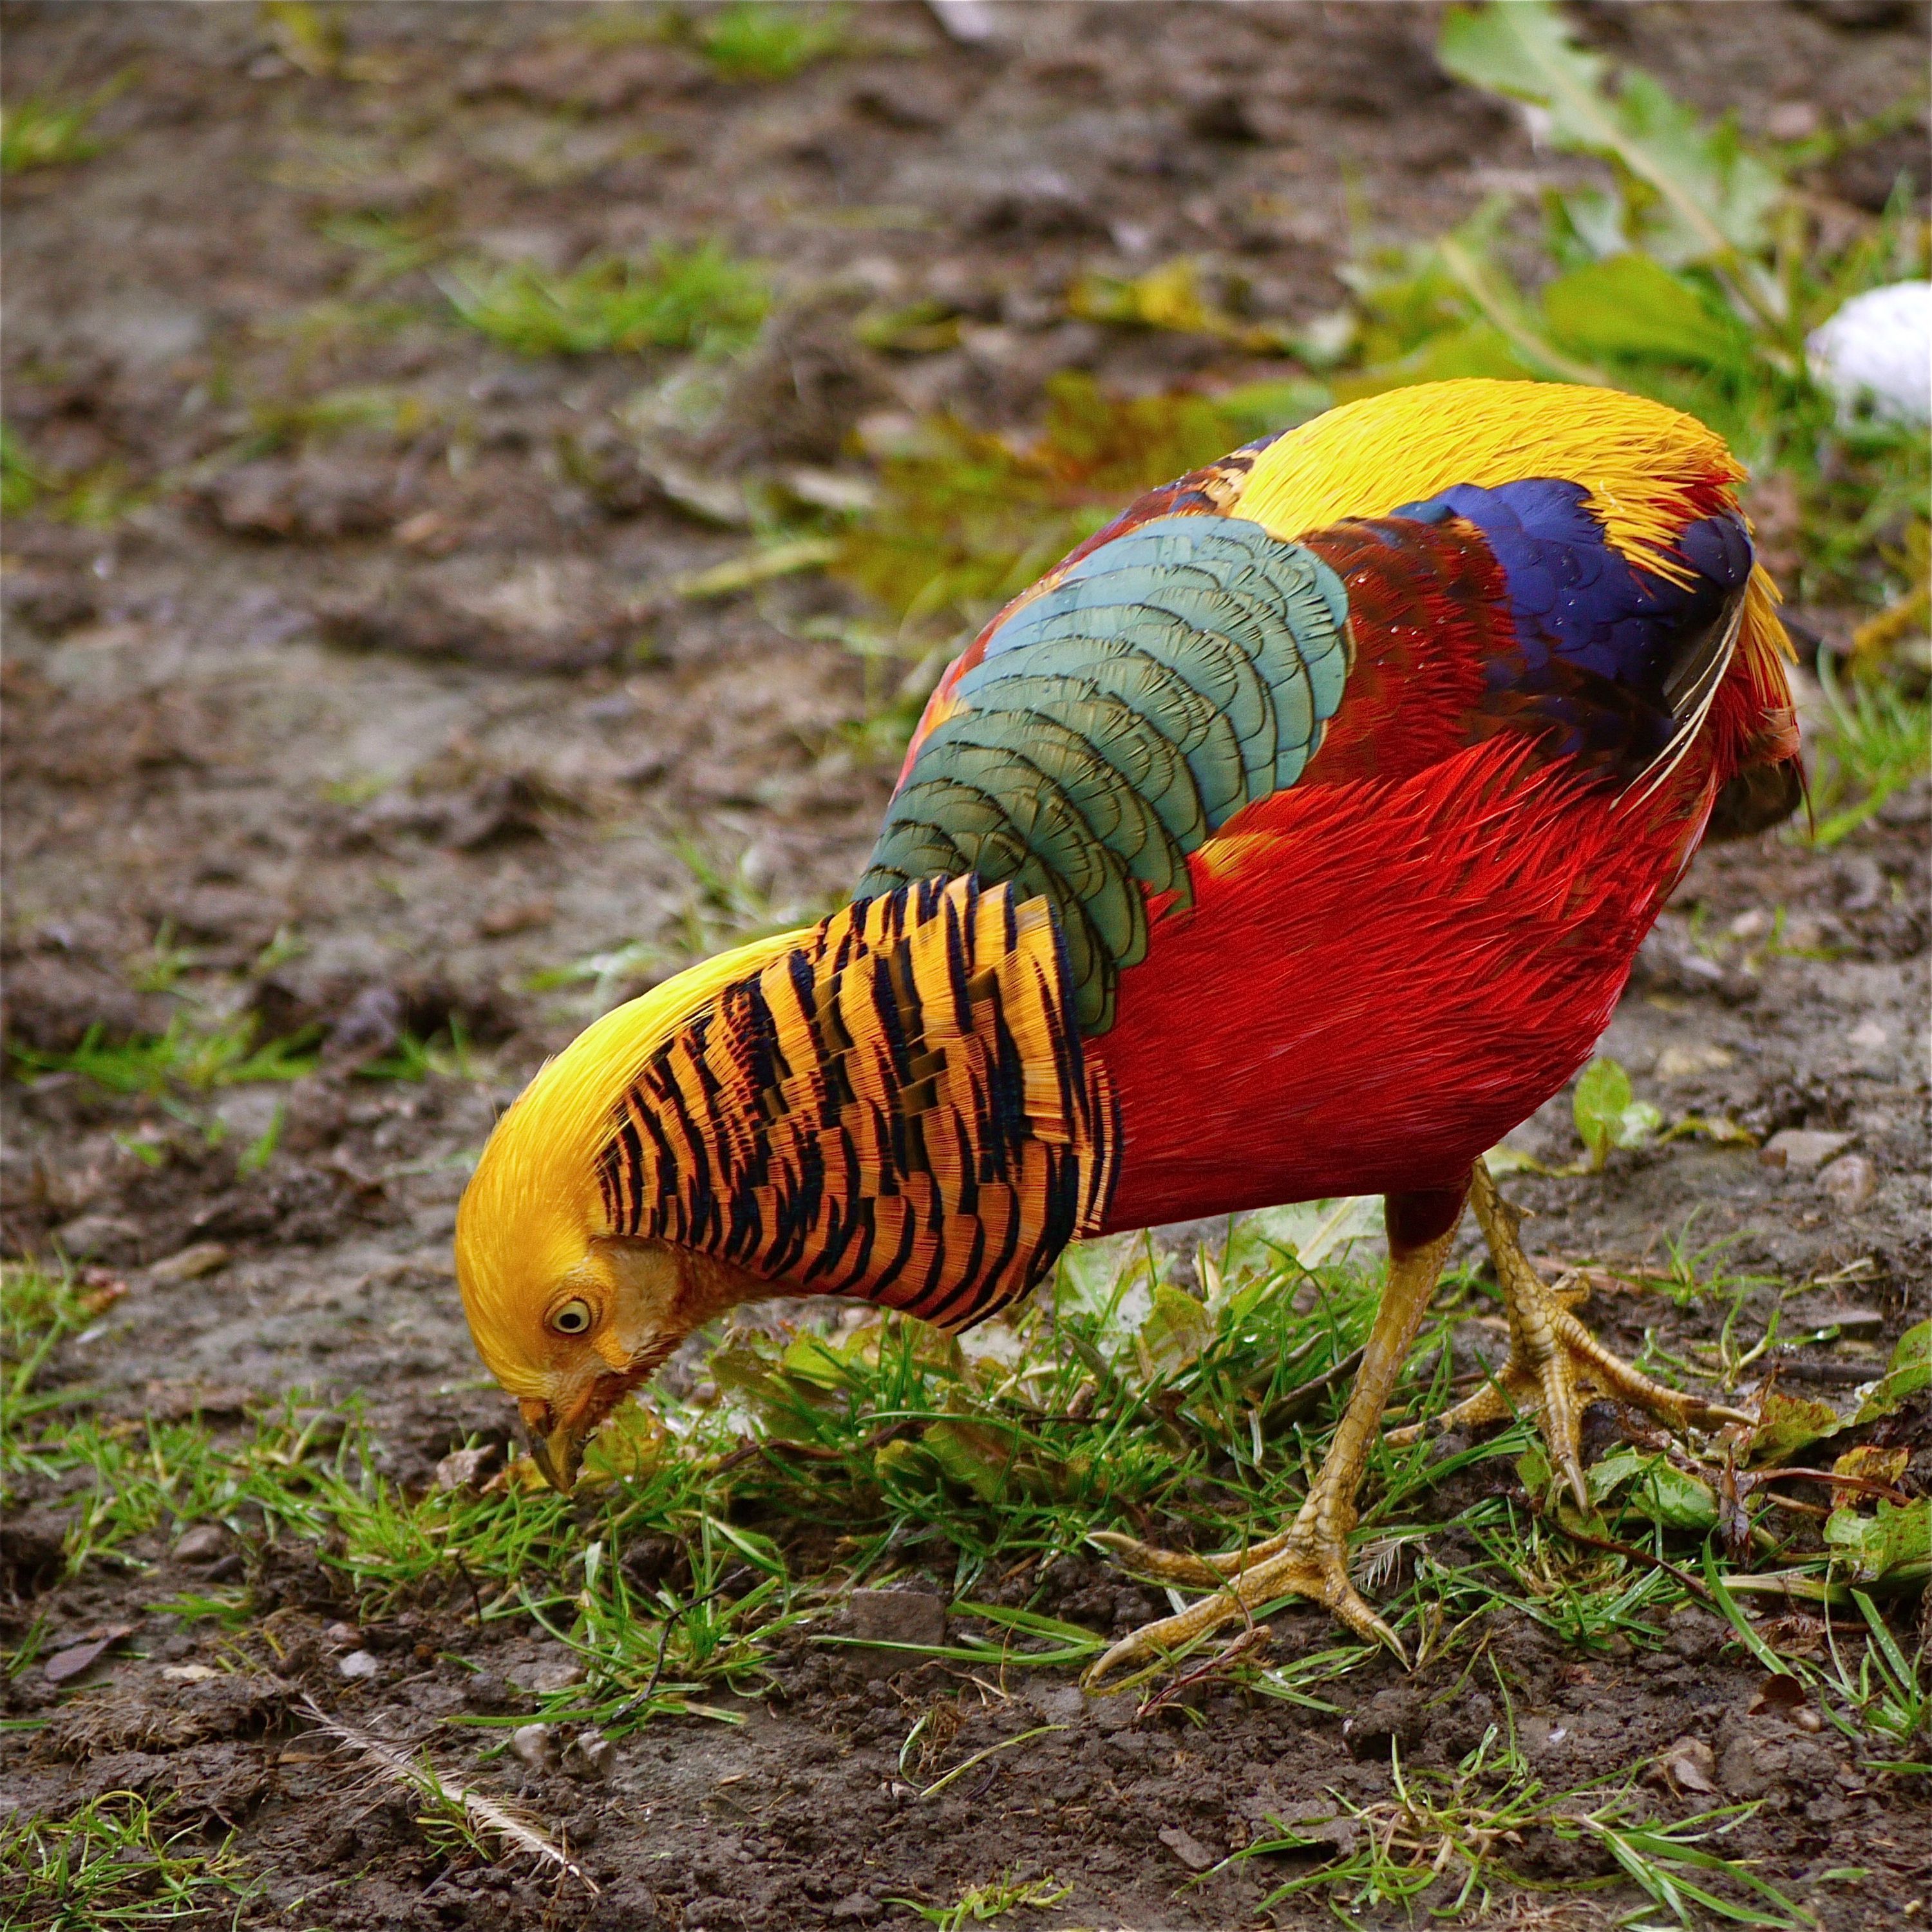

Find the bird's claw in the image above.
[
  {"left": 1387, "top": 1264, "right": 1753, "bottom": 1511},
  {"left": 1083, "top": 1528, "right": 1405, "bottom": 1688}
]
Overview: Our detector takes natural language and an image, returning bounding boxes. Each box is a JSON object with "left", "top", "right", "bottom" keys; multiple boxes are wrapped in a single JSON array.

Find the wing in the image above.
[
  {"left": 860, "top": 476, "right": 1757, "bottom": 1038},
  {"left": 858, "top": 512, "right": 1353, "bottom": 1032}
]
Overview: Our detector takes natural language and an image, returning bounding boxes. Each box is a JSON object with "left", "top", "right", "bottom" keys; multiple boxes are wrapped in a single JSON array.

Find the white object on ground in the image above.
[{"left": 1806, "top": 280, "right": 1931, "bottom": 426}]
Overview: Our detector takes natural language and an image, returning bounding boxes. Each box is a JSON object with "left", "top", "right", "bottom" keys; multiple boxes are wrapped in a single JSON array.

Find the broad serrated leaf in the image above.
[
  {"left": 1438, "top": 1, "right": 1782, "bottom": 267},
  {"left": 579, "top": 1401, "right": 668, "bottom": 1484},
  {"left": 1854, "top": 1318, "right": 1932, "bottom": 1422},
  {"left": 1589, "top": 1445, "right": 1719, "bottom": 1531},
  {"left": 1136, "top": 1282, "right": 1216, "bottom": 1381},
  {"left": 1823, "top": 1495, "right": 1931, "bottom": 1586},
  {"left": 1746, "top": 1388, "right": 1844, "bottom": 1466},
  {"left": 1054, "top": 1233, "right": 1162, "bottom": 1343}
]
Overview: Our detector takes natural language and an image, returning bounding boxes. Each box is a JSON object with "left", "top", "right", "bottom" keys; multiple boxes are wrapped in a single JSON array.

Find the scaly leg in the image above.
[
  {"left": 1084, "top": 1189, "right": 1465, "bottom": 1684},
  {"left": 1385, "top": 1159, "right": 1752, "bottom": 1510}
]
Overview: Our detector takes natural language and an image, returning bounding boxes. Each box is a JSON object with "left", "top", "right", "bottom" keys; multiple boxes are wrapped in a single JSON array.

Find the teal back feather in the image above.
[{"left": 857, "top": 514, "right": 1352, "bottom": 1033}]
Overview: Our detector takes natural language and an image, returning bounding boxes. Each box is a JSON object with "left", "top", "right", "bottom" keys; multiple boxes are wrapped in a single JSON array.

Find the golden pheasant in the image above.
[{"left": 455, "top": 379, "right": 1799, "bottom": 1676}]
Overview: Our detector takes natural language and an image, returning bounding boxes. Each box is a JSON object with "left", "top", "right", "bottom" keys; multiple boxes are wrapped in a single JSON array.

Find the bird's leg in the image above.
[
  {"left": 1084, "top": 1188, "right": 1465, "bottom": 1685},
  {"left": 1386, "top": 1158, "right": 1752, "bottom": 1510}
]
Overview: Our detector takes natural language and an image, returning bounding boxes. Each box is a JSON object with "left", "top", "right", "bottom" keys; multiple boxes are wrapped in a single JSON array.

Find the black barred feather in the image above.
[{"left": 592, "top": 878, "right": 1118, "bottom": 1329}]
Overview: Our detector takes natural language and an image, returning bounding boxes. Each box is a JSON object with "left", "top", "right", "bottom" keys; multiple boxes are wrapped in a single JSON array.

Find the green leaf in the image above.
[
  {"left": 1572, "top": 1056, "right": 1661, "bottom": 1170},
  {"left": 1855, "top": 1318, "right": 1932, "bottom": 1423},
  {"left": 1135, "top": 1282, "right": 1216, "bottom": 1382},
  {"left": 1591, "top": 1446, "right": 1719, "bottom": 1531},
  {"left": 578, "top": 1401, "right": 667, "bottom": 1484},
  {"left": 1824, "top": 1496, "right": 1931, "bottom": 1587},
  {"left": 1542, "top": 253, "right": 1752, "bottom": 368},
  {"left": 1747, "top": 1388, "right": 1845, "bottom": 1466},
  {"left": 927, "top": 1414, "right": 1036, "bottom": 1499},
  {"left": 1437, "top": 1, "right": 1782, "bottom": 270}
]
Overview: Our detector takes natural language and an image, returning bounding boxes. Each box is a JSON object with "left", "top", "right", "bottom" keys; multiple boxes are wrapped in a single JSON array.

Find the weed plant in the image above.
[
  {"left": 0, "top": 1792, "right": 260, "bottom": 1929},
  {"left": 0, "top": 78, "right": 122, "bottom": 175},
  {"left": 691, "top": 3, "right": 848, "bottom": 82},
  {"left": 442, "top": 243, "right": 770, "bottom": 359}
]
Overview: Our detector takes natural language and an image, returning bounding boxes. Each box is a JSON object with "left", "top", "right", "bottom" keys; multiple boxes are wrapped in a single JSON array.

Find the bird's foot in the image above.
[
  {"left": 1386, "top": 1162, "right": 1751, "bottom": 1510},
  {"left": 1082, "top": 1513, "right": 1403, "bottom": 1687}
]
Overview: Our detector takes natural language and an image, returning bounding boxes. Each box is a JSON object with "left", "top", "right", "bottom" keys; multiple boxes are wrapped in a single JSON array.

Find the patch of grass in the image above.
[
  {"left": 895, "top": 1868, "right": 1072, "bottom": 1929},
  {"left": 1805, "top": 656, "right": 1930, "bottom": 845},
  {"left": 0, "top": 77, "right": 124, "bottom": 175},
  {"left": 1236, "top": 1719, "right": 1810, "bottom": 1927},
  {"left": 833, "top": 372, "right": 1327, "bottom": 653},
  {"left": 7, "top": 1192, "right": 1924, "bottom": 1923},
  {"left": 1, "top": 422, "right": 48, "bottom": 515},
  {"left": 316, "top": 206, "right": 453, "bottom": 291},
  {"left": 0, "top": 422, "right": 151, "bottom": 528},
  {"left": 240, "top": 381, "right": 440, "bottom": 457},
  {"left": 0, "top": 1792, "right": 260, "bottom": 1928},
  {"left": 690, "top": 3, "right": 848, "bottom": 82},
  {"left": 8, "top": 1017, "right": 322, "bottom": 1097},
  {"left": 441, "top": 242, "right": 770, "bottom": 359}
]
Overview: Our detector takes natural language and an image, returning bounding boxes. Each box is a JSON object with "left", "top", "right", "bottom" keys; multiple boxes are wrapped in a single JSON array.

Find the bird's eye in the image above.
[{"left": 548, "top": 1298, "right": 594, "bottom": 1336}]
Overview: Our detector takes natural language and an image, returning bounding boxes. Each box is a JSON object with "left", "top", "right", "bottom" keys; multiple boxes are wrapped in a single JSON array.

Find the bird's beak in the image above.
[{"left": 519, "top": 1397, "right": 583, "bottom": 1495}]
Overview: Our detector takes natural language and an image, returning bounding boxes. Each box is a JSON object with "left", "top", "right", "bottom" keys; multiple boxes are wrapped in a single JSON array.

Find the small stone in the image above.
[
  {"left": 323, "top": 1621, "right": 361, "bottom": 1648},
  {"left": 565, "top": 1730, "right": 616, "bottom": 1780},
  {"left": 1819, "top": 1153, "right": 1877, "bottom": 1212},
  {"left": 1663, "top": 1736, "right": 1718, "bottom": 1794},
  {"left": 337, "top": 1649, "right": 379, "bottom": 1681},
  {"left": 1761, "top": 1129, "right": 1854, "bottom": 1171},
  {"left": 1764, "top": 100, "right": 1823, "bottom": 141},
  {"left": 52, "top": 1214, "right": 142, "bottom": 1262},
  {"left": 1848, "top": 1019, "right": 1888, "bottom": 1050},
  {"left": 1728, "top": 908, "right": 1772, "bottom": 940},
  {"left": 1158, "top": 1824, "right": 1217, "bottom": 1871},
  {"left": 509, "top": 1723, "right": 557, "bottom": 1769},
  {"left": 1279, "top": 1814, "right": 1359, "bottom": 1856},
  {"left": 507, "top": 1656, "right": 585, "bottom": 1694},
  {"left": 434, "top": 1446, "right": 496, "bottom": 1492},
  {"left": 848, "top": 1589, "right": 947, "bottom": 1650},
  {"left": 1656, "top": 1042, "right": 1736, "bottom": 1081},
  {"left": 147, "top": 1242, "right": 232, "bottom": 1283},
  {"left": 161, "top": 1663, "right": 220, "bottom": 1682},
  {"left": 173, "top": 1524, "right": 230, "bottom": 1564},
  {"left": 829, "top": 1893, "right": 881, "bottom": 1921}
]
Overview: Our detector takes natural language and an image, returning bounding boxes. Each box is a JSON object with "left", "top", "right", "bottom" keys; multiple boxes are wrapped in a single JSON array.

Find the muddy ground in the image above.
[{"left": 3, "top": 3, "right": 1929, "bottom": 1927}]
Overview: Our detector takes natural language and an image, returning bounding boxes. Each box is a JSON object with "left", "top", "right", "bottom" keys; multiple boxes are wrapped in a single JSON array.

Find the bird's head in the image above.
[
  {"left": 454, "top": 931, "right": 800, "bottom": 1493},
  {"left": 455, "top": 875, "right": 1112, "bottom": 1493}
]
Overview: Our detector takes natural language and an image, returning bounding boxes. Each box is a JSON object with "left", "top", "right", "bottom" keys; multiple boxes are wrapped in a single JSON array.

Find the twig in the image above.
[
  {"left": 1544, "top": 1520, "right": 1719, "bottom": 1609},
  {"left": 1265, "top": 1345, "right": 1367, "bottom": 1425},
  {"left": 1137, "top": 1624, "right": 1272, "bottom": 1719},
  {"left": 706, "top": 1418, "right": 914, "bottom": 1476},
  {"left": 296, "top": 1695, "right": 597, "bottom": 1893}
]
